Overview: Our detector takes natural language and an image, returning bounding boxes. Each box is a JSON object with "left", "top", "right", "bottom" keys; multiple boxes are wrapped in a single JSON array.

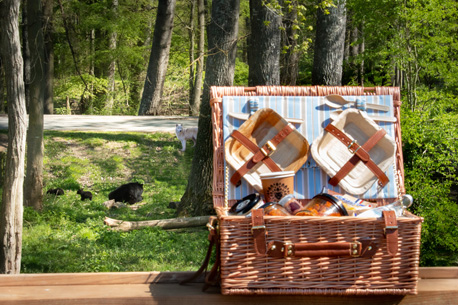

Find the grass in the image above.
[{"left": 17, "top": 130, "right": 210, "bottom": 273}]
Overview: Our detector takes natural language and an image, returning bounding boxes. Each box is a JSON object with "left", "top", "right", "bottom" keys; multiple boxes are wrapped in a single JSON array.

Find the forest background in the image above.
[{"left": 0, "top": 0, "right": 457, "bottom": 272}]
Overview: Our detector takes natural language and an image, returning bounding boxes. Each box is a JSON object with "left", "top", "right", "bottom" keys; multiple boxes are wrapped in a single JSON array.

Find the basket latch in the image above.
[
  {"left": 382, "top": 210, "right": 399, "bottom": 257},
  {"left": 251, "top": 209, "right": 267, "bottom": 255}
]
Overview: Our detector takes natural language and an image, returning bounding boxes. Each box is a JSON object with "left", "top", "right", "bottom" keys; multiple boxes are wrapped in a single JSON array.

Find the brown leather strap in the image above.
[
  {"left": 230, "top": 130, "right": 282, "bottom": 186},
  {"left": 180, "top": 217, "right": 221, "bottom": 291},
  {"left": 266, "top": 239, "right": 378, "bottom": 258},
  {"left": 230, "top": 123, "right": 295, "bottom": 186},
  {"left": 383, "top": 210, "right": 399, "bottom": 257},
  {"left": 325, "top": 124, "right": 389, "bottom": 188},
  {"left": 251, "top": 209, "right": 267, "bottom": 255}
]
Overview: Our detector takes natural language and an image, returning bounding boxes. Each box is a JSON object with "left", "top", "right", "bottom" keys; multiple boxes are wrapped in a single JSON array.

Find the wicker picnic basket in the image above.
[{"left": 208, "top": 86, "right": 423, "bottom": 296}]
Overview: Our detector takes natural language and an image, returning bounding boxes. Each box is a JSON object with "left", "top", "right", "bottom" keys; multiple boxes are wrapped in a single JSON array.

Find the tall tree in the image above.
[
  {"left": 43, "top": 0, "right": 54, "bottom": 114},
  {"left": 178, "top": 0, "right": 240, "bottom": 216},
  {"left": 0, "top": 0, "right": 28, "bottom": 274},
  {"left": 189, "top": 0, "right": 205, "bottom": 116},
  {"left": 23, "top": 0, "right": 46, "bottom": 211},
  {"left": 188, "top": 0, "right": 196, "bottom": 113},
  {"left": 248, "top": 0, "right": 282, "bottom": 85},
  {"left": 138, "top": 0, "right": 176, "bottom": 115},
  {"left": 280, "top": 0, "right": 300, "bottom": 85},
  {"left": 105, "top": 0, "right": 118, "bottom": 114},
  {"left": 312, "top": 0, "right": 347, "bottom": 85}
]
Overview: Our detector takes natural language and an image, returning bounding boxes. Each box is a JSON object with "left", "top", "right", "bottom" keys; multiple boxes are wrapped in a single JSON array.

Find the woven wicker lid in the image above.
[
  {"left": 311, "top": 108, "right": 396, "bottom": 195},
  {"left": 225, "top": 108, "right": 309, "bottom": 191}
]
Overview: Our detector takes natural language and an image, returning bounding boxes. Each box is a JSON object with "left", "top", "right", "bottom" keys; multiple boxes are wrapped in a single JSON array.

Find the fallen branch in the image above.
[
  {"left": 104, "top": 216, "right": 211, "bottom": 231},
  {"left": 103, "top": 199, "right": 146, "bottom": 210}
]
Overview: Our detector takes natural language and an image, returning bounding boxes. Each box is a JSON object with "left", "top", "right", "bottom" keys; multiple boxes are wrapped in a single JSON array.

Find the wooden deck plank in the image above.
[{"left": 0, "top": 268, "right": 456, "bottom": 305}]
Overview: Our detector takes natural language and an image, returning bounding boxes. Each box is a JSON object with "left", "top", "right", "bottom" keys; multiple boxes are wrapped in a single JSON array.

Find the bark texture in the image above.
[
  {"left": 0, "top": 0, "right": 28, "bottom": 274},
  {"left": 189, "top": 0, "right": 205, "bottom": 116},
  {"left": 280, "top": 0, "right": 299, "bottom": 85},
  {"left": 178, "top": 0, "right": 240, "bottom": 216},
  {"left": 248, "top": 0, "right": 281, "bottom": 86},
  {"left": 43, "top": 0, "right": 54, "bottom": 114},
  {"left": 312, "top": 0, "right": 347, "bottom": 85},
  {"left": 24, "top": 0, "right": 45, "bottom": 211},
  {"left": 138, "top": 0, "right": 176, "bottom": 115}
]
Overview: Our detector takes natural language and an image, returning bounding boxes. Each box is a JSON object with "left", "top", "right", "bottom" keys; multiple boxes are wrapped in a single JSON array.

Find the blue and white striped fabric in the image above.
[{"left": 222, "top": 95, "right": 398, "bottom": 201}]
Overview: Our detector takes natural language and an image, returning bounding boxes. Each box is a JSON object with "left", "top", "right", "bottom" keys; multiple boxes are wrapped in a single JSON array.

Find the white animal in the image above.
[{"left": 175, "top": 124, "right": 198, "bottom": 151}]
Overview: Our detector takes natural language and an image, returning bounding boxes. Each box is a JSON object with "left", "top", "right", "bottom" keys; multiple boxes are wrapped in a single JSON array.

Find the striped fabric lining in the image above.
[{"left": 222, "top": 95, "right": 398, "bottom": 201}]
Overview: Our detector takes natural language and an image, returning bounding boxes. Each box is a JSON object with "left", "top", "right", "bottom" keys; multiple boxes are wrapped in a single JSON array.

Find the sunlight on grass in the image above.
[{"left": 19, "top": 130, "right": 210, "bottom": 273}]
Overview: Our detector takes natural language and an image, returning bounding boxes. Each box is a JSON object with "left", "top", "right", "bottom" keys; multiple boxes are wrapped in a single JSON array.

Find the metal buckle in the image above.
[
  {"left": 261, "top": 140, "right": 276, "bottom": 157},
  {"left": 251, "top": 225, "right": 266, "bottom": 234},
  {"left": 347, "top": 140, "right": 360, "bottom": 154},
  {"left": 384, "top": 225, "right": 398, "bottom": 235}
]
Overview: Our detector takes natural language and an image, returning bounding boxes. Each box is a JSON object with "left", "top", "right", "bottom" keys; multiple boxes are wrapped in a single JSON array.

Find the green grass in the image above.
[{"left": 18, "top": 130, "right": 210, "bottom": 273}]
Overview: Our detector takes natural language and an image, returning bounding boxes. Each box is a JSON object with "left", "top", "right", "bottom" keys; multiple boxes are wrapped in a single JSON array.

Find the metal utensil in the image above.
[
  {"left": 330, "top": 110, "right": 397, "bottom": 123},
  {"left": 325, "top": 95, "right": 390, "bottom": 112},
  {"left": 228, "top": 112, "right": 303, "bottom": 124}
]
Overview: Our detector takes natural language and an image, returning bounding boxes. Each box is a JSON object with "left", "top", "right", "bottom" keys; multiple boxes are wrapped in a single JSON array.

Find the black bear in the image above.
[
  {"left": 77, "top": 189, "right": 93, "bottom": 201},
  {"left": 108, "top": 182, "right": 143, "bottom": 205},
  {"left": 47, "top": 188, "right": 64, "bottom": 195}
]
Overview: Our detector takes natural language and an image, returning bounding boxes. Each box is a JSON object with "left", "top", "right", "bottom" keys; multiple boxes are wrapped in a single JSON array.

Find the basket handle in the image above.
[
  {"left": 250, "top": 209, "right": 379, "bottom": 258},
  {"left": 266, "top": 238, "right": 378, "bottom": 258}
]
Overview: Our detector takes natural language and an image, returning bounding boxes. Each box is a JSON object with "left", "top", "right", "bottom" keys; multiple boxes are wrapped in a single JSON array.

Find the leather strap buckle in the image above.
[
  {"left": 261, "top": 140, "right": 276, "bottom": 157},
  {"left": 348, "top": 140, "right": 362, "bottom": 154},
  {"left": 384, "top": 225, "right": 398, "bottom": 235},
  {"left": 251, "top": 225, "right": 266, "bottom": 234}
]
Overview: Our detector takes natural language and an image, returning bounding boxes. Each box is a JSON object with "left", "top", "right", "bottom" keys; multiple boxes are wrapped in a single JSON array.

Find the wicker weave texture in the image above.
[
  {"left": 210, "top": 86, "right": 421, "bottom": 295},
  {"left": 219, "top": 215, "right": 422, "bottom": 295}
]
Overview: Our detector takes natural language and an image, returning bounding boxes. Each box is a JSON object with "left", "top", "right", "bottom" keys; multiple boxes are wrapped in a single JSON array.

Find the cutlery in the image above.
[
  {"left": 325, "top": 95, "right": 390, "bottom": 112},
  {"left": 228, "top": 112, "right": 303, "bottom": 124},
  {"left": 329, "top": 110, "right": 397, "bottom": 123}
]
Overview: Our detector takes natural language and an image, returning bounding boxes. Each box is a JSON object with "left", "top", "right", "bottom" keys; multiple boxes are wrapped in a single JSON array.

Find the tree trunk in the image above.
[
  {"left": 188, "top": 0, "right": 195, "bottom": 114},
  {"left": 280, "top": 0, "right": 299, "bottom": 85},
  {"left": 43, "top": 0, "right": 54, "bottom": 114},
  {"left": 22, "top": 1, "right": 30, "bottom": 112},
  {"left": 138, "top": 0, "right": 176, "bottom": 116},
  {"left": 0, "top": 0, "right": 27, "bottom": 274},
  {"left": 24, "top": 0, "right": 45, "bottom": 211},
  {"left": 312, "top": 0, "right": 347, "bottom": 86},
  {"left": 189, "top": 0, "right": 205, "bottom": 116},
  {"left": 248, "top": 0, "right": 281, "bottom": 86},
  {"left": 130, "top": 2, "right": 154, "bottom": 109},
  {"left": 178, "top": 0, "right": 240, "bottom": 216},
  {"left": 106, "top": 0, "right": 118, "bottom": 114},
  {"left": 0, "top": 59, "right": 4, "bottom": 113}
]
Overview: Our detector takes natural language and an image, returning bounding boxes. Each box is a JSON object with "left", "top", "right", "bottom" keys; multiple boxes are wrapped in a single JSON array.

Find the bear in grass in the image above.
[
  {"left": 77, "top": 189, "right": 93, "bottom": 201},
  {"left": 108, "top": 182, "right": 143, "bottom": 205}
]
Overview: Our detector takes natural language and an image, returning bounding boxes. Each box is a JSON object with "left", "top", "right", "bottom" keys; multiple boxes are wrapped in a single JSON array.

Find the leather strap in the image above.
[
  {"left": 266, "top": 238, "right": 378, "bottom": 258},
  {"left": 251, "top": 209, "right": 267, "bottom": 255},
  {"left": 230, "top": 130, "right": 282, "bottom": 186},
  {"left": 230, "top": 123, "right": 295, "bottom": 186},
  {"left": 383, "top": 210, "right": 399, "bottom": 257},
  {"left": 325, "top": 124, "right": 389, "bottom": 188},
  {"left": 180, "top": 217, "right": 221, "bottom": 291}
]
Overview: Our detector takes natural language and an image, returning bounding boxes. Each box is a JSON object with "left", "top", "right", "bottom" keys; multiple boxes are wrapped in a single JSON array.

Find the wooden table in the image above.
[{"left": 0, "top": 267, "right": 457, "bottom": 304}]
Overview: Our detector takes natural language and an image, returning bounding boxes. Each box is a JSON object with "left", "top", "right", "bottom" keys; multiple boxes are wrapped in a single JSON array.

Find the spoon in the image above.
[
  {"left": 330, "top": 110, "right": 397, "bottom": 123},
  {"left": 325, "top": 95, "right": 390, "bottom": 112}
]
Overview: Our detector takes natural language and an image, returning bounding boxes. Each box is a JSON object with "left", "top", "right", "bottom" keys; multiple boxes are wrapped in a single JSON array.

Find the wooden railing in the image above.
[{"left": 0, "top": 267, "right": 457, "bottom": 304}]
